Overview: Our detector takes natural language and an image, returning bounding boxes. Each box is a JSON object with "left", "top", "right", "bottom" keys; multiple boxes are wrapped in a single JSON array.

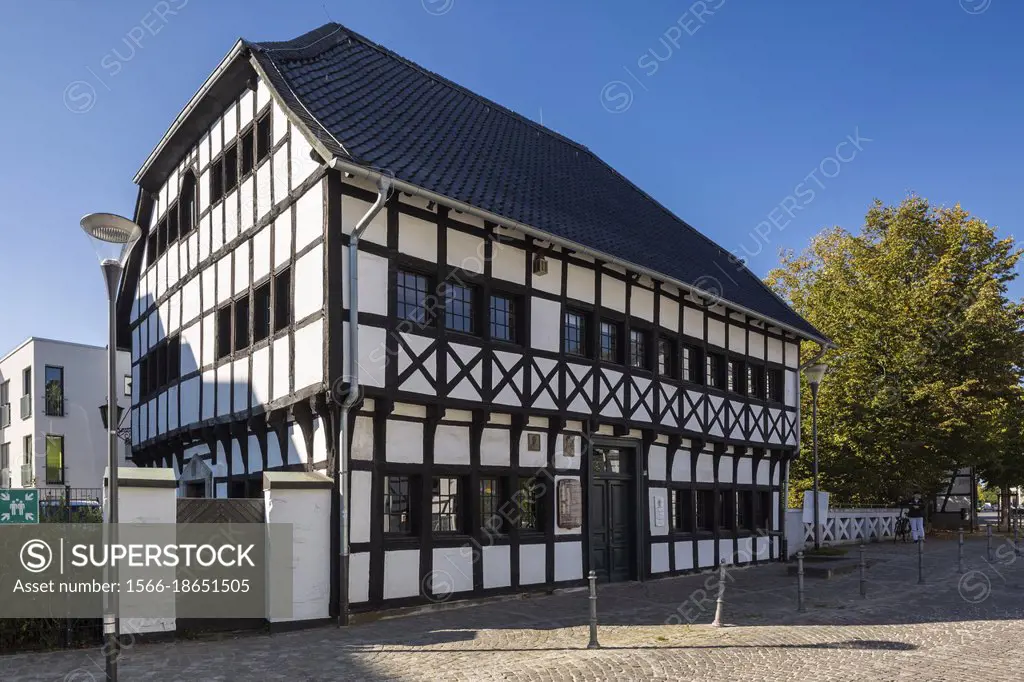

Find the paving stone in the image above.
[{"left": 4, "top": 538, "right": 1021, "bottom": 681}]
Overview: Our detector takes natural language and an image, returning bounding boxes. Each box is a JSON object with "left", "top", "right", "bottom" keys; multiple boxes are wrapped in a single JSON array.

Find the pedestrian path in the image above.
[{"left": 5, "top": 537, "right": 1023, "bottom": 681}]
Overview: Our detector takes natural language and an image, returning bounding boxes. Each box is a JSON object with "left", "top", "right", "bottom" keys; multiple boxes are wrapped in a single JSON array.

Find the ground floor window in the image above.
[
  {"left": 385, "top": 475, "right": 415, "bottom": 535},
  {"left": 45, "top": 435, "right": 64, "bottom": 484},
  {"left": 479, "top": 478, "right": 503, "bottom": 534},
  {"left": 696, "top": 490, "right": 714, "bottom": 531},
  {"left": 757, "top": 489, "right": 772, "bottom": 530},
  {"left": 516, "top": 477, "right": 543, "bottom": 531},
  {"left": 670, "top": 489, "right": 693, "bottom": 532},
  {"left": 736, "top": 490, "right": 755, "bottom": 530},
  {"left": 432, "top": 476, "right": 462, "bottom": 533},
  {"left": 717, "top": 489, "right": 735, "bottom": 531}
]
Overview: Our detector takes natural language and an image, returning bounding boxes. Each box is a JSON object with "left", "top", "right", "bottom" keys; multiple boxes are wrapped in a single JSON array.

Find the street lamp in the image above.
[
  {"left": 804, "top": 362, "right": 828, "bottom": 550},
  {"left": 81, "top": 212, "right": 141, "bottom": 682}
]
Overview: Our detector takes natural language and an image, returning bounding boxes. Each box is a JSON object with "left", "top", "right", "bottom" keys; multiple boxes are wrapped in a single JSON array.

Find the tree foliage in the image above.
[{"left": 768, "top": 196, "right": 1024, "bottom": 505}]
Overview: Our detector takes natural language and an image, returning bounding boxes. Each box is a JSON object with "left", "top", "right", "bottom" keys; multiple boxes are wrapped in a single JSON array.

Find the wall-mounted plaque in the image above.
[
  {"left": 563, "top": 435, "right": 576, "bottom": 457},
  {"left": 654, "top": 495, "right": 666, "bottom": 528},
  {"left": 527, "top": 433, "right": 542, "bottom": 452},
  {"left": 557, "top": 479, "right": 582, "bottom": 529}
]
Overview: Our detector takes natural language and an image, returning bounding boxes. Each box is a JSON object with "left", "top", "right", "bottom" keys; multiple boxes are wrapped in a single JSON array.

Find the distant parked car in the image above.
[{"left": 983, "top": 502, "right": 994, "bottom": 511}]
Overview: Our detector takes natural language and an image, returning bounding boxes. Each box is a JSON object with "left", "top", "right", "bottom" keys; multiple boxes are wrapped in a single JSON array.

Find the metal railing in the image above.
[
  {"left": 0, "top": 402, "right": 10, "bottom": 428},
  {"left": 39, "top": 487, "right": 103, "bottom": 523},
  {"left": 19, "top": 394, "right": 31, "bottom": 419}
]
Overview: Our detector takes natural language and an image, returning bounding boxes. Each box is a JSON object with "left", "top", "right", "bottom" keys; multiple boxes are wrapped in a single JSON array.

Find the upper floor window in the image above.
[
  {"left": 0, "top": 380, "right": 9, "bottom": 428},
  {"left": 210, "top": 156, "right": 225, "bottom": 204},
  {"left": 444, "top": 282, "right": 476, "bottom": 334},
  {"left": 397, "top": 270, "right": 432, "bottom": 326},
  {"left": 767, "top": 368, "right": 784, "bottom": 402},
  {"left": 233, "top": 294, "right": 251, "bottom": 352},
  {"left": 274, "top": 267, "right": 292, "bottom": 330},
  {"left": 146, "top": 227, "right": 159, "bottom": 268},
  {"left": 682, "top": 344, "right": 702, "bottom": 383},
  {"left": 180, "top": 171, "right": 198, "bottom": 237},
  {"left": 167, "top": 203, "right": 180, "bottom": 246},
  {"left": 20, "top": 367, "right": 31, "bottom": 420},
  {"left": 138, "top": 334, "right": 181, "bottom": 401},
  {"left": 216, "top": 305, "right": 232, "bottom": 360},
  {"left": 599, "top": 320, "right": 620, "bottom": 363},
  {"left": 728, "top": 359, "right": 745, "bottom": 394},
  {"left": 748, "top": 364, "right": 766, "bottom": 399},
  {"left": 254, "top": 281, "right": 272, "bottom": 344},
  {"left": 629, "top": 329, "right": 649, "bottom": 369},
  {"left": 224, "top": 144, "right": 239, "bottom": 194},
  {"left": 255, "top": 112, "right": 272, "bottom": 163},
  {"left": 44, "top": 366, "right": 64, "bottom": 417},
  {"left": 241, "top": 125, "right": 255, "bottom": 176},
  {"left": 658, "top": 338, "right": 675, "bottom": 377},
  {"left": 706, "top": 352, "right": 724, "bottom": 389},
  {"left": 489, "top": 293, "right": 518, "bottom": 343},
  {"left": 0, "top": 443, "right": 8, "bottom": 471},
  {"left": 564, "top": 310, "right": 588, "bottom": 357}
]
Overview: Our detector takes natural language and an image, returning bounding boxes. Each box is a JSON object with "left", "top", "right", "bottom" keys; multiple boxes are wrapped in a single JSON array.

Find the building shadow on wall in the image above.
[{"left": 132, "top": 291, "right": 319, "bottom": 499}]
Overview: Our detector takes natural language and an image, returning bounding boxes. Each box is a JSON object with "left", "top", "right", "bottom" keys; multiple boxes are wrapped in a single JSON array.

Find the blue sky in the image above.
[{"left": 0, "top": 0, "right": 1021, "bottom": 355}]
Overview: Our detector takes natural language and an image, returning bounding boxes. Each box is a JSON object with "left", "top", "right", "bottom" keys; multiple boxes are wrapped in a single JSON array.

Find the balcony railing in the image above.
[
  {"left": 44, "top": 393, "right": 64, "bottom": 417},
  {"left": 0, "top": 403, "right": 10, "bottom": 428},
  {"left": 19, "top": 394, "right": 31, "bottom": 420}
]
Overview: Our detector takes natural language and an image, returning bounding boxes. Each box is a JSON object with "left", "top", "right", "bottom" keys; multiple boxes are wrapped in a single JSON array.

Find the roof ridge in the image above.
[{"left": 251, "top": 22, "right": 593, "bottom": 155}]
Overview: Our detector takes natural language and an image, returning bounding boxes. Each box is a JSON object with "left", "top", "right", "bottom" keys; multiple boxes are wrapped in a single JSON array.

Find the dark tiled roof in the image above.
[{"left": 248, "top": 24, "right": 825, "bottom": 342}]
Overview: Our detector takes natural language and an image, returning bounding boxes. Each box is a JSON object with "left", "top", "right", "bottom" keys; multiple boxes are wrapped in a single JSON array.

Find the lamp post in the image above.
[
  {"left": 81, "top": 213, "right": 141, "bottom": 682},
  {"left": 803, "top": 362, "right": 828, "bottom": 550}
]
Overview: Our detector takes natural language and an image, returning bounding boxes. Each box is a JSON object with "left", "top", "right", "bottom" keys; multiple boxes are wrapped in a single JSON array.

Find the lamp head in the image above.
[
  {"left": 80, "top": 213, "right": 143, "bottom": 267},
  {"left": 803, "top": 362, "right": 829, "bottom": 388}
]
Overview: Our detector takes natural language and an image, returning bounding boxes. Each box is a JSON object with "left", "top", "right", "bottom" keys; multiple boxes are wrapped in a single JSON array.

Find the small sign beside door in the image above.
[{"left": 557, "top": 479, "right": 582, "bottom": 529}]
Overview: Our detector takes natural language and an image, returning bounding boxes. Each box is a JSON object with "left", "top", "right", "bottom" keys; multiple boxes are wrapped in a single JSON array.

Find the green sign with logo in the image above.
[{"left": 0, "top": 490, "right": 39, "bottom": 524}]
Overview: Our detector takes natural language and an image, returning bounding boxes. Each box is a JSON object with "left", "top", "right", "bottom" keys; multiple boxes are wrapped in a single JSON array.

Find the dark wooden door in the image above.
[{"left": 590, "top": 446, "right": 636, "bottom": 582}]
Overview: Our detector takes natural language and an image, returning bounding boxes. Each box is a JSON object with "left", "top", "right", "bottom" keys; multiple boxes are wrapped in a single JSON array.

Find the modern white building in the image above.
[
  {"left": 118, "top": 23, "right": 829, "bottom": 617},
  {"left": 0, "top": 338, "right": 132, "bottom": 492}
]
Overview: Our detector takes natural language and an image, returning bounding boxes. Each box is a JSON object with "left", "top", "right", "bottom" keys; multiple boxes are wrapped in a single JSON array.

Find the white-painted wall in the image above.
[{"left": 0, "top": 338, "right": 131, "bottom": 490}]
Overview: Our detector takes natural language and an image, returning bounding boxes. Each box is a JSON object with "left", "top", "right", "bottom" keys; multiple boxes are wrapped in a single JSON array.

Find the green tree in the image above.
[{"left": 768, "top": 196, "right": 1024, "bottom": 505}]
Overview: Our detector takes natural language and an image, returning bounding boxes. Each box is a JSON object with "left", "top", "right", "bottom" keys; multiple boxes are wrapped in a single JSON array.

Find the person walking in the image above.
[{"left": 905, "top": 492, "right": 927, "bottom": 542}]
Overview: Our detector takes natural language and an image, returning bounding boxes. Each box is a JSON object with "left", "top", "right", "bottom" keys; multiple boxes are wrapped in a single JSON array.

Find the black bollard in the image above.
[
  {"left": 958, "top": 528, "right": 965, "bottom": 574},
  {"left": 587, "top": 570, "right": 600, "bottom": 649},
  {"left": 859, "top": 544, "right": 867, "bottom": 598},
  {"left": 917, "top": 535, "right": 925, "bottom": 584},
  {"left": 797, "top": 551, "right": 806, "bottom": 612},
  {"left": 987, "top": 524, "right": 994, "bottom": 562},
  {"left": 711, "top": 560, "right": 726, "bottom": 627}
]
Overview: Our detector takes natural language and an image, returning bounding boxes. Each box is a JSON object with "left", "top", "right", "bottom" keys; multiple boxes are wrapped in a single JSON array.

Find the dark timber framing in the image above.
[{"left": 122, "top": 61, "right": 809, "bottom": 616}]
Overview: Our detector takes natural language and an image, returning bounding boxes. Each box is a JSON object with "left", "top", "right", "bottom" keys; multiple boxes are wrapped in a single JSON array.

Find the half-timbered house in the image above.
[{"left": 118, "top": 23, "right": 829, "bottom": 617}]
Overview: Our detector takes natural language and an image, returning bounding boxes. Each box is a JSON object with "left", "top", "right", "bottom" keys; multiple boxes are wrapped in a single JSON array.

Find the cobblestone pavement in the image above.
[{"left": 6, "top": 536, "right": 1024, "bottom": 681}]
